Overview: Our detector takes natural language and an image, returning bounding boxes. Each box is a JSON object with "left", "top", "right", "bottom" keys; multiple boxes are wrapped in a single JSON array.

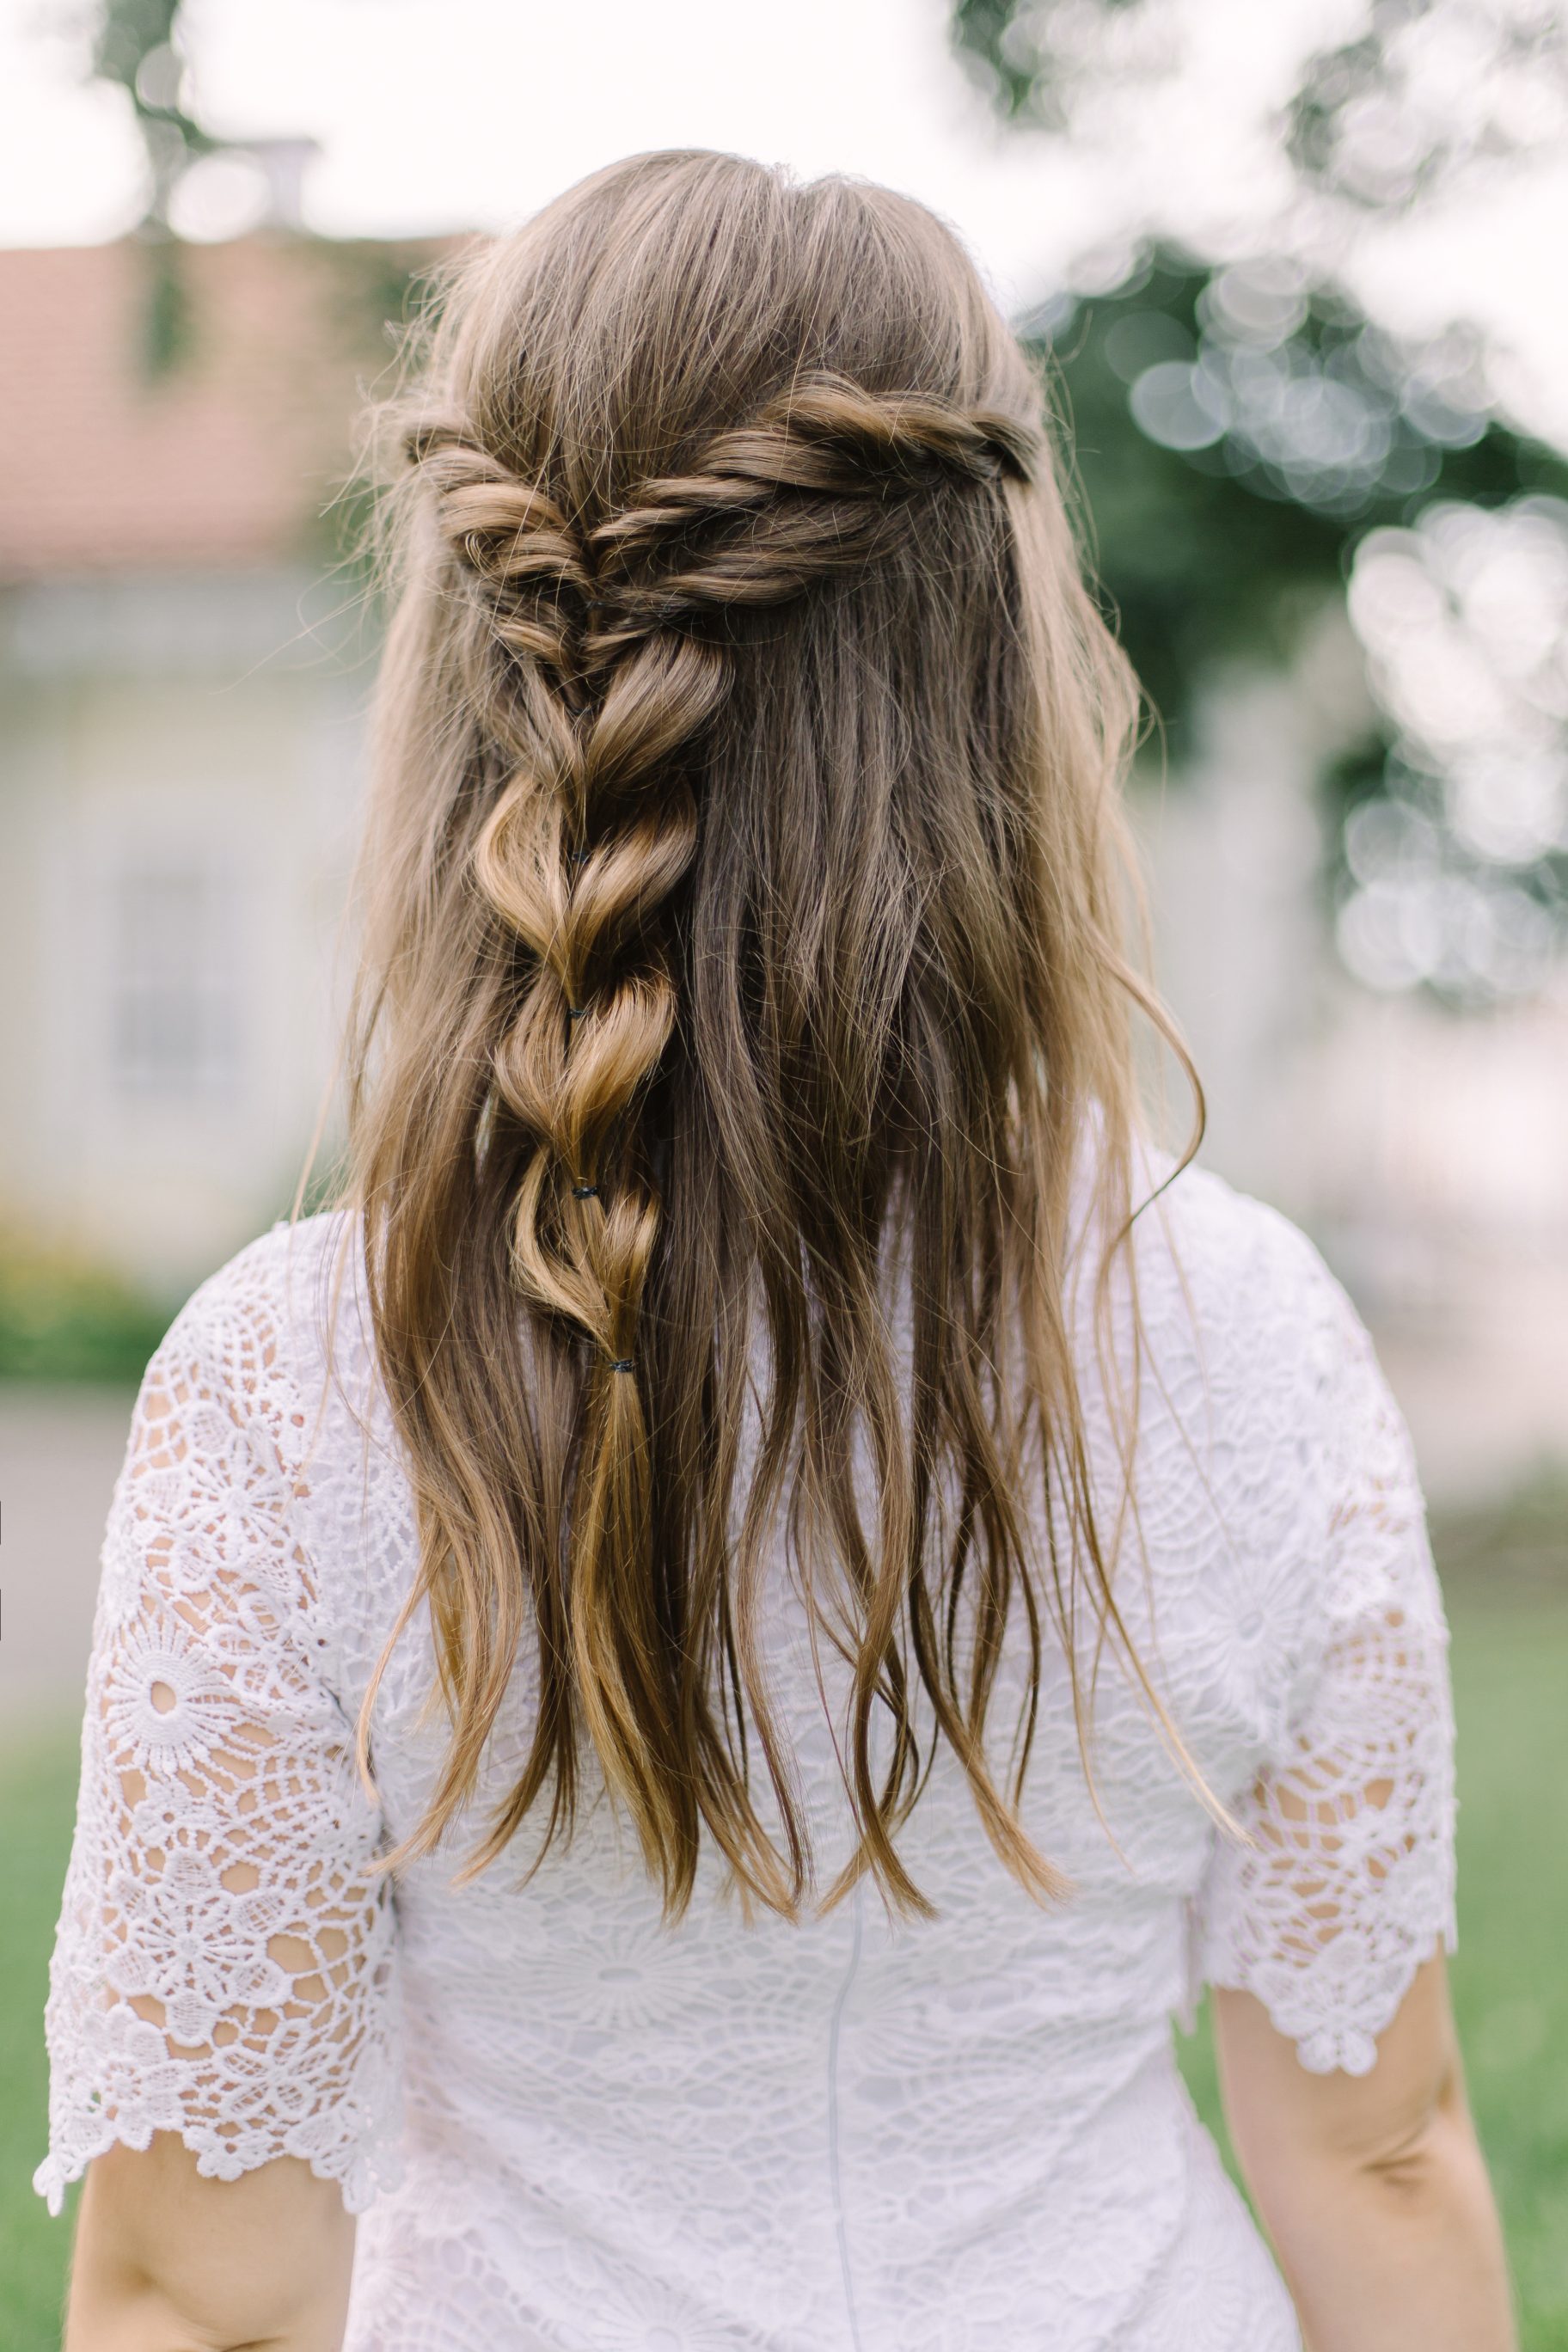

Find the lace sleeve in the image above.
[
  {"left": 1191, "top": 1246, "right": 1458, "bottom": 2076},
  {"left": 33, "top": 1243, "right": 404, "bottom": 2216}
]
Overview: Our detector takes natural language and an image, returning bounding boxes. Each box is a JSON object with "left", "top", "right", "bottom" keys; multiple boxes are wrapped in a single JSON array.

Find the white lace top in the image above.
[{"left": 35, "top": 1159, "right": 1457, "bottom": 2352}]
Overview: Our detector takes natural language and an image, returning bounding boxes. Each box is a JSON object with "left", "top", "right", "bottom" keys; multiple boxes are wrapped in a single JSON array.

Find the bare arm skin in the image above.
[
  {"left": 64, "top": 2134, "right": 355, "bottom": 2352},
  {"left": 1215, "top": 1947, "right": 1515, "bottom": 2352}
]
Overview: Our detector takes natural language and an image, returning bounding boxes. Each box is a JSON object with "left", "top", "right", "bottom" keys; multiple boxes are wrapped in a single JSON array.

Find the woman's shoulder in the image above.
[
  {"left": 145, "top": 1209, "right": 368, "bottom": 1452},
  {"left": 166, "top": 1208, "right": 361, "bottom": 1347},
  {"left": 1104, "top": 1145, "right": 1388, "bottom": 1498},
  {"left": 91, "top": 1213, "right": 368, "bottom": 1645},
  {"left": 1127, "top": 1143, "right": 1352, "bottom": 1351}
]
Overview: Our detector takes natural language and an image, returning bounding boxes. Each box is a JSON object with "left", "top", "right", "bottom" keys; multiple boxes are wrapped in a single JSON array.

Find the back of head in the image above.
[{"left": 341, "top": 150, "right": 1162, "bottom": 1920}]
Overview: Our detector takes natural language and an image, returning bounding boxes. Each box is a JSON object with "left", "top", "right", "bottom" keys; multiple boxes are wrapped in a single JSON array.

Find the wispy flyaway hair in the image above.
[{"left": 332, "top": 149, "right": 1195, "bottom": 1921}]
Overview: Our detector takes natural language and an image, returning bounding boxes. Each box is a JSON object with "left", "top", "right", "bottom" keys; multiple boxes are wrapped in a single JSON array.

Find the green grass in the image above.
[
  {"left": 0, "top": 1716, "right": 83, "bottom": 2350},
  {"left": 1427, "top": 1600, "right": 1568, "bottom": 2340},
  {"left": 4, "top": 1599, "right": 1566, "bottom": 2345}
]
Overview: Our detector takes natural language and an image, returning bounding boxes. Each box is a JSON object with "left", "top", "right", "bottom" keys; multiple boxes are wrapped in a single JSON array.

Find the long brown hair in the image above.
[{"left": 330, "top": 149, "right": 1192, "bottom": 1922}]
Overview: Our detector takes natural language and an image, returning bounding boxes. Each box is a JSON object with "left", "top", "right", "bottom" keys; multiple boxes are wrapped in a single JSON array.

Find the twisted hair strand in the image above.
[{"left": 334, "top": 153, "right": 1207, "bottom": 1922}]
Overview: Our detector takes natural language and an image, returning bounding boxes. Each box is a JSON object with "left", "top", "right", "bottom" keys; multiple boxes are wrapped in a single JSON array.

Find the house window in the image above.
[{"left": 107, "top": 855, "right": 241, "bottom": 1099}]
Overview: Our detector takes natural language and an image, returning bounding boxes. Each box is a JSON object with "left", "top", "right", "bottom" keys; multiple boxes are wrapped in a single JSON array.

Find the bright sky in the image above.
[{"left": 3, "top": 0, "right": 1566, "bottom": 442}]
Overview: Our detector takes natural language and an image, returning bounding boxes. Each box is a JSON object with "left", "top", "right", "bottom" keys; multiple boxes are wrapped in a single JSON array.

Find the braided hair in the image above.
[{"left": 335, "top": 153, "right": 1197, "bottom": 1918}]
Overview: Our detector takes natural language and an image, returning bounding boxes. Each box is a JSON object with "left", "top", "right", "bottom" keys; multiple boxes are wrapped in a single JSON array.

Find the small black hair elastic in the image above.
[
  {"left": 572, "top": 1183, "right": 599, "bottom": 1199},
  {"left": 608, "top": 1358, "right": 634, "bottom": 1374},
  {"left": 567, "top": 1005, "right": 588, "bottom": 1022}
]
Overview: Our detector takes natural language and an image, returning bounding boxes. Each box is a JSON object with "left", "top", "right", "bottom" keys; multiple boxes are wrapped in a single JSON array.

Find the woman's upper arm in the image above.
[
  {"left": 67, "top": 2134, "right": 355, "bottom": 2352},
  {"left": 1213, "top": 1934, "right": 1458, "bottom": 2184},
  {"left": 34, "top": 1238, "right": 403, "bottom": 2337}
]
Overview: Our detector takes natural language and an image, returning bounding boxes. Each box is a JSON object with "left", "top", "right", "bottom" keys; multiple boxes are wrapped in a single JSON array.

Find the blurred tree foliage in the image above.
[
  {"left": 91, "top": 0, "right": 211, "bottom": 371},
  {"left": 952, "top": 0, "right": 1568, "bottom": 998},
  {"left": 93, "top": 0, "right": 212, "bottom": 221},
  {"left": 953, "top": 0, "right": 1568, "bottom": 174},
  {"left": 85, "top": 0, "right": 427, "bottom": 388},
  {"left": 1023, "top": 255, "right": 1568, "bottom": 754},
  {"left": 1283, "top": 0, "right": 1568, "bottom": 211}
]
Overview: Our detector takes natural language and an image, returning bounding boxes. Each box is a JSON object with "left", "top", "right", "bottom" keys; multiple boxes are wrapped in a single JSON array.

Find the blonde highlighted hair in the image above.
[{"left": 330, "top": 150, "right": 1194, "bottom": 1920}]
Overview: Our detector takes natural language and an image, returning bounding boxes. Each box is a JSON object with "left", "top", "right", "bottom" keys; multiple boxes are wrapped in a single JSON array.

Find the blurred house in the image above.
[
  {"left": 1, "top": 229, "right": 1564, "bottom": 1498},
  {"left": 0, "top": 232, "right": 438, "bottom": 1292}
]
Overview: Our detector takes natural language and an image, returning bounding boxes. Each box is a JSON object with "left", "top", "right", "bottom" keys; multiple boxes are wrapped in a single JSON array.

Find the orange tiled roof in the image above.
[{"left": 0, "top": 233, "right": 449, "bottom": 581}]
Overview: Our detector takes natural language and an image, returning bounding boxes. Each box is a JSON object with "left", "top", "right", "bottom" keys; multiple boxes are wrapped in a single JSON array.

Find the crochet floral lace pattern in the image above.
[
  {"left": 33, "top": 1170, "right": 1458, "bottom": 2347},
  {"left": 1190, "top": 1215, "right": 1457, "bottom": 2074},
  {"left": 34, "top": 1242, "right": 403, "bottom": 2215}
]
